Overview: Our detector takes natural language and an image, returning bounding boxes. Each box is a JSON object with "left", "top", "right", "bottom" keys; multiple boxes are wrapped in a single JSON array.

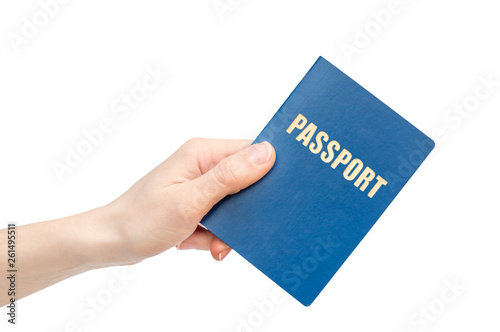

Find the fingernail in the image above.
[
  {"left": 218, "top": 248, "right": 231, "bottom": 261},
  {"left": 249, "top": 142, "right": 272, "bottom": 165},
  {"left": 177, "top": 242, "right": 196, "bottom": 250}
]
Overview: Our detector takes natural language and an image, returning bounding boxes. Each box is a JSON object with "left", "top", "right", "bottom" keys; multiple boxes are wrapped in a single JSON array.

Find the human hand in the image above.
[
  {"left": 0, "top": 138, "right": 275, "bottom": 305},
  {"left": 103, "top": 138, "right": 276, "bottom": 265}
]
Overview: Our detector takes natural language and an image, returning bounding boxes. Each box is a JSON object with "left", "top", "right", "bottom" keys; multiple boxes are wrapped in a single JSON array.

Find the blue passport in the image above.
[{"left": 201, "top": 56, "right": 434, "bottom": 306}]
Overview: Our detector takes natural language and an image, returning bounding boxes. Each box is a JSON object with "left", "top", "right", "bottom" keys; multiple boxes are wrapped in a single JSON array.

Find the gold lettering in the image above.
[
  {"left": 331, "top": 149, "right": 352, "bottom": 169},
  {"left": 309, "top": 131, "right": 329, "bottom": 154},
  {"left": 286, "top": 114, "right": 307, "bottom": 134},
  {"left": 296, "top": 123, "right": 318, "bottom": 147},
  {"left": 368, "top": 175, "right": 388, "bottom": 198},
  {"left": 320, "top": 140, "right": 340, "bottom": 163},
  {"left": 343, "top": 159, "right": 364, "bottom": 181},
  {"left": 354, "top": 167, "right": 376, "bottom": 191}
]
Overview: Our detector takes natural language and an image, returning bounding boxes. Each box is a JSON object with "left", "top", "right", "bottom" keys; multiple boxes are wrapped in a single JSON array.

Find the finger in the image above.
[
  {"left": 176, "top": 227, "right": 232, "bottom": 261},
  {"left": 191, "top": 138, "right": 253, "bottom": 174},
  {"left": 176, "top": 226, "right": 215, "bottom": 250},
  {"left": 188, "top": 141, "right": 275, "bottom": 217},
  {"left": 169, "top": 139, "right": 252, "bottom": 182},
  {"left": 210, "top": 237, "right": 232, "bottom": 261}
]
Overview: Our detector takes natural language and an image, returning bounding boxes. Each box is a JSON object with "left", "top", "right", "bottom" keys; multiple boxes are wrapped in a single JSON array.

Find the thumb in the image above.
[{"left": 188, "top": 141, "right": 275, "bottom": 218}]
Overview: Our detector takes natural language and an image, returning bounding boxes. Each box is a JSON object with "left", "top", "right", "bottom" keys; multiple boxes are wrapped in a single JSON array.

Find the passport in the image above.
[{"left": 200, "top": 56, "right": 434, "bottom": 306}]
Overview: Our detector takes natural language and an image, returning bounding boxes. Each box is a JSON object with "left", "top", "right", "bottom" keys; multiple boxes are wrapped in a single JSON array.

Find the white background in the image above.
[{"left": 1, "top": 0, "right": 499, "bottom": 331}]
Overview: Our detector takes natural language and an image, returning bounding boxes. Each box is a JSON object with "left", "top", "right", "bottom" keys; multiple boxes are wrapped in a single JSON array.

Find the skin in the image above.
[{"left": 0, "top": 138, "right": 275, "bottom": 307}]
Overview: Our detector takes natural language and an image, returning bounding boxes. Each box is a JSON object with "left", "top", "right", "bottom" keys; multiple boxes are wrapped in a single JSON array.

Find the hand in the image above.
[
  {"left": 104, "top": 138, "right": 276, "bottom": 264},
  {"left": 0, "top": 138, "right": 275, "bottom": 306}
]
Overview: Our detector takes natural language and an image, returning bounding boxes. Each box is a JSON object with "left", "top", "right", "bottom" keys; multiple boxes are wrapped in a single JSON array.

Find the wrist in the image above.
[{"left": 76, "top": 205, "right": 142, "bottom": 270}]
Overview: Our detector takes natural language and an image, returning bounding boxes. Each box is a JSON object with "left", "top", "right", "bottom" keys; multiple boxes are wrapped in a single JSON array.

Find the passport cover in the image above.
[{"left": 201, "top": 56, "right": 435, "bottom": 306}]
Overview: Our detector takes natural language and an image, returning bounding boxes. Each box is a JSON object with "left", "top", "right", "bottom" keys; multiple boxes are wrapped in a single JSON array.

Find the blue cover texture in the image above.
[{"left": 201, "top": 56, "right": 434, "bottom": 306}]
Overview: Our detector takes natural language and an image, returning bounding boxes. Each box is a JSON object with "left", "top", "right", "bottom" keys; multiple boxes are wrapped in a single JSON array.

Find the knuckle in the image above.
[
  {"left": 180, "top": 137, "right": 204, "bottom": 151},
  {"left": 212, "top": 157, "right": 241, "bottom": 190},
  {"left": 177, "top": 190, "right": 202, "bottom": 223}
]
